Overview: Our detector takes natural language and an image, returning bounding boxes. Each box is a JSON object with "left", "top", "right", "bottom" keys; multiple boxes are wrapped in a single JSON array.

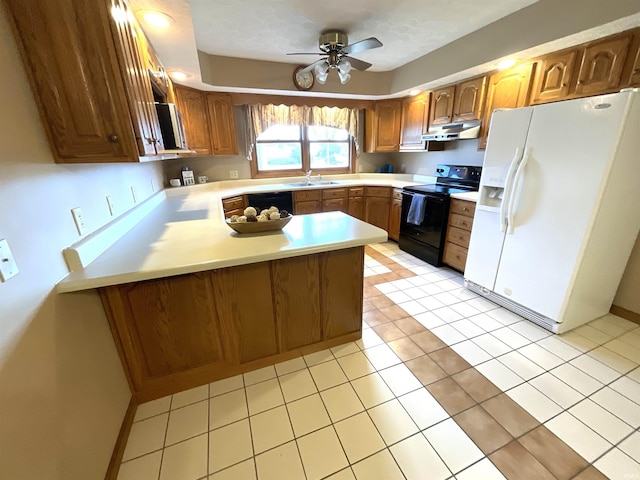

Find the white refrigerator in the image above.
[{"left": 465, "top": 89, "right": 640, "bottom": 333}]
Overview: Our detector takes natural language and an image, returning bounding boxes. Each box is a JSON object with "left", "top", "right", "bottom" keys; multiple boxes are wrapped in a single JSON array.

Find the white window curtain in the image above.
[{"left": 245, "top": 104, "right": 360, "bottom": 160}]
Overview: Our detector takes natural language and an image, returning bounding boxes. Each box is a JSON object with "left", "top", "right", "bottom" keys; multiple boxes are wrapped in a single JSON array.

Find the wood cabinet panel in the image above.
[
  {"left": 365, "top": 196, "right": 390, "bottom": 231},
  {"left": 443, "top": 199, "right": 475, "bottom": 272},
  {"left": 110, "top": 0, "right": 163, "bottom": 156},
  {"left": 479, "top": 63, "right": 535, "bottom": 149},
  {"left": 453, "top": 77, "right": 486, "bottom": 122},
  {"left": 622, "top": 31, "right": 640, "bottom": 87},
  {"left": 349, "top": 187, "right": 364, "bottom": 197},
  {"left": 443, "top": 242, "right": 468, "bottom": 272},
  {"left": 430, "top": 86, "right": 456, "bottom": 125},
  {"left": 323, "top": 197, "right": 348, "bottom": 212},
  {"left": 348, "top": 196, "right": 364, "bottom": 221},
  {"left": 321, "top": 247, "right": 364, "bottom": 339},
  {"left": 446, "top": 226, "right": 471, "bottom": 248},
  {"left": 450, "top": 199, "right": 476, "bottom": 217},
  {"left": 4, "top": 0, "right": 140, "bottom": 162},
  {"left": 213, "top": 262, "right": 277, "bottom": 363},
  {"left": 322, "top": 188, "right": 347, "bottom": 199},
  {"left": 388, "top": 196, "right": 402, "bottom": 242},
  {"left": 294, "top": 190, "right": 322, "bottom": 201},
  {"left": 530, "top": 50, "right": 577, "bottom": 104},
  {"left": 175, "top": 85, "right": 213, "bottom": 154},
  {"left": 366, "top": 100, "right": 401, "bottom": 152},
  {"left": 365, "top": 186, "right": 391, "bottom": 198},
  {"left": 272, "top": 256, "right": 322, "bottom": 350},
  {"left": 575, "top": 35, "right": 630, "bottom": 96},
  {"left": 294, "top": 200, "right": 322, "bottom": 214},
  {"left": 206, "top": 93, "right": 239, "bottom": 155},
  {"left": 399, "top": 93, "right": 430, "bottom": 151},
  {"left": 449, "top": 213, "right": 473, "bottom": 231}
]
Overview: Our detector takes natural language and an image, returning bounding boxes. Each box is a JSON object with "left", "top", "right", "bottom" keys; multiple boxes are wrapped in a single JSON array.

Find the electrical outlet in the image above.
[
  {"left": 0, "top": 238, "right": 19, "bottom": 282},
  {"left": 401, "top": 164, "right": 406, "bottom": 173},
  {"left": 358, "top": 165, "right": 364, "bottom": 173},
  {"left": 106, "top": 195, "right": 115, "bottom": 216},
  {"left": 131, "top": 186, "right": 137, "bottom": 203},
  {"left": 229, "top": 170, "right": 239, "bottom": 179},
  {"left": 71, "top": 207, "right": 85, "bottom": 235},
  {"left": 150, "top": 179, "right": 155, "bottom": 193}
]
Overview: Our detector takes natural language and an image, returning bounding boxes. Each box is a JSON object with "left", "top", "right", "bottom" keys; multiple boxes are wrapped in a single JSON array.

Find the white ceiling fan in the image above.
[{"left": 288, "top": 31, "right": 383, "bottom": 84}]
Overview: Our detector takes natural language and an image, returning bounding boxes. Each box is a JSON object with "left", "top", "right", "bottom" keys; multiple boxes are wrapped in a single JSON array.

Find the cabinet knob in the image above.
[
  {"left": 577, "top": 80, "right": 584, "bottom": 85},
  {"left": 108, "top": 134, "right": 119, "bottom": 143},
  {"left": 561, "top": 83, "right": 568, "bottom": 88},
  {"left": 462, "top": 207, "right": 469, "bottom": 211}
]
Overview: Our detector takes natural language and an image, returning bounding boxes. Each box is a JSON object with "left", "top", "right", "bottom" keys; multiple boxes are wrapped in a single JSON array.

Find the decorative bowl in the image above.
[{"left": 225, "top": 215, "right": 293, "bottom": 234}]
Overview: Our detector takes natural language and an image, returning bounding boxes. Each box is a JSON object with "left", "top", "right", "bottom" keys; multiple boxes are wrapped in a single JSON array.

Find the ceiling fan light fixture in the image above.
[
  {"left": 338, "top": 59, "right": 351, "bottom": 74},
  {"left": 315, "top": 62, "right": 329, "bottom": 83},
  {"left": 338, "top": 70, "right": 351, "bottom": 84}
]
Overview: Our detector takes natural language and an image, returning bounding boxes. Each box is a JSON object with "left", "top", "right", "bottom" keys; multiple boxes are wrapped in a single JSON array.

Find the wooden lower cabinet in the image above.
[
  {"left": 322, "top": 188, "right": 348, "bottom": 212},
  {"left": 348, "top": 188, "right": 365, "bottom": 220},
  {"left": 99, "top": 247, "right": 364, "bottom": 402},
  {"left": 443, "top": 199, "right": 476, "bottom": 272},
  {"left": 221, "top": 195, "right": 246, "bottom": 218},
  {"left": 365, "top": 187, "right": 391, "bottom": 231},
  {"left": 388, "top": 189, "right": 403, "bottom": 241},
  {"left": 293, "top": 189, "right": 322, "bottom": 214}
]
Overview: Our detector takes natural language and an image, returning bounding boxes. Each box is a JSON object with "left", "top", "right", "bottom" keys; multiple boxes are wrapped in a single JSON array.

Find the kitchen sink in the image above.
[{"left": 287, "top": 181, "right": 339, "bottom": 187}]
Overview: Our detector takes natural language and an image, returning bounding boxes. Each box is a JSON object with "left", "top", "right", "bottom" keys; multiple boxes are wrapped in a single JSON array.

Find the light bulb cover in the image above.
[
  {"left": 338, "top": 59, "right": 351, "bottom": 74},
  {"left": 338, "top": 70, "right": 351, "bottom": 84}
]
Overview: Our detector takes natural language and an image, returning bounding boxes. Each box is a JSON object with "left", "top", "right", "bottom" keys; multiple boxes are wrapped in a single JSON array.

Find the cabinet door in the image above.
[
  {"left": 453, "top": 77, "right": 486, "bottom": 122},
  {"left": 388, "top": 198, "right": 402, "bottom": 241},
  {"left": 323, "top": 197, "right": 347, "bottom": 213},
  {"left": 206, "top": 93, "right": 239, "bottom": 155},
  {"left": 365, "top": 196, "right": 390, "bottom": 231},
  {"left": 348, "top": 197, "right": 364, "bottom": 220},
  {"left": 295, "top": 200, "right": 322, "bottom": 215},
  {"left": 110, "top": 0, "right": 163, "bottom": 155},
  {"left": 530, "top": 50, "right": 577, "bottom": 104},
  {"left": 4, "top": 0, "right": 138, "bottom": 162},
  {"left": 479, "top": 63, "right": 535, "bottom": 149},
  {"left": 574, "top": 35, "right": 630, "bottom": 96},
  {"left": 399, "top": 93, "right": 430, "bottom": 151},
  {"left": 621, "top": 31, "right": 640, "bottom": 87},
  {"left": 430, "top": 86, "right": 455, "bottom": 125},
  {"left": 175, "top": 86, "right": 213, "bottom": 154},
  {"left": 373, "top": 100, "right": 401, "bottom": 152}
]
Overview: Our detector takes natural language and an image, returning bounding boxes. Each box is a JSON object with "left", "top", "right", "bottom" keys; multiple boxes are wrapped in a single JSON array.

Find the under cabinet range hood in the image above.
[{"left": 421, "top": 120, "right": 481, "bottom": 141}]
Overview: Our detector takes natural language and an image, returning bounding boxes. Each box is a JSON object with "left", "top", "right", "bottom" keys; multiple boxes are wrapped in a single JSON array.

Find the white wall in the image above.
[{"left": 0, "top": 11, "right": 164, "bottom": 479}]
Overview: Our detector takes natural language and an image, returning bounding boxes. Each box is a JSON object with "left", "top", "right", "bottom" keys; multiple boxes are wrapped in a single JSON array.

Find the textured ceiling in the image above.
[{"left": 189, "top": 0, "right": 539, "bottom": 72}]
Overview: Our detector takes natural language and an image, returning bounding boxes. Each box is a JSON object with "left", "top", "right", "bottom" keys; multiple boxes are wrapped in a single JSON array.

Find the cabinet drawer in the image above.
[
  {"left": 349, "top": 187, "right": 364, "bottom": 197},
  {"left": 293, "top": 190, "right": 322, "bottom": 201},
  {"left": 224, "top": 208, "right": 245, "bottom": 219},
  {"left": 323, "top": 197, "right": 347, "bottom": 212},
  {"left": 443, "top": 242, "right": 468, "bottom": 272},
  {"left": 446, "top": 226, "right": 471, "bottom": 248},
  {"left": 365, "top": 186, "right": 391, "bottom": 198},
  {"left": 295, "top": 200, "right": 322, "bottom": 214},
  {"left": 222, "top": 195, "right": 245, "bottom": 212},
  {"left": 323, "top": 188, "right": 347, "bottom": 199},
  {"left": 449, "top": 213, "right": 473, "bottom": 231},
  {"left": 450, "top": 199, "right": 476, "bottom": 217},
  {"left": 392, "top": 188, "right": 403, "bottom": 200}
]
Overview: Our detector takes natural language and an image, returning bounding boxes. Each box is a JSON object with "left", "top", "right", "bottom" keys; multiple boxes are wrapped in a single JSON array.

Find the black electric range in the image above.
[{"left": 399, "top": 165, "right": 481, "bottom": 267}]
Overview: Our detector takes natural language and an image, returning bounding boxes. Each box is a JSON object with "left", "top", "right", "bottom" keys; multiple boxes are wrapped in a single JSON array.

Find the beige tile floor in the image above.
[{"left": 117, "top": 242, "right": 640, "bottom": 480}]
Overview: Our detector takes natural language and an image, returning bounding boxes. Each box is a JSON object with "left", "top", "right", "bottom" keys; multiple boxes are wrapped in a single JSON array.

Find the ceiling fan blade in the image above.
[
  {"left": 344, "top": 56, "right": 372, "bottom": 71},
  {"left": 298, "top": 58, "right": 327, "bottom": 74},
  {"left": 342, "top": 37, "right": 382, "bottom": 55},
  {"left": 286, "top": 52, "right": 325, "bottom": 55}
]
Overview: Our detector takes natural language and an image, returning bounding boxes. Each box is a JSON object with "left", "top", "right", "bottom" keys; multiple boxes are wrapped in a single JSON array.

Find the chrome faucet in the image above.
[{"left": 305, "top": 170, "right": 312, "bottom": 184}]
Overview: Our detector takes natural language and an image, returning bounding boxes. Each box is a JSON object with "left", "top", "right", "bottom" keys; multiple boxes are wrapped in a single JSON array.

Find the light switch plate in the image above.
[
  {"left": 71, "top": 207, "right": 85, "bottom": 235},
  {"left": 0, "top": 238, "right": 19, "bottom": 282}
]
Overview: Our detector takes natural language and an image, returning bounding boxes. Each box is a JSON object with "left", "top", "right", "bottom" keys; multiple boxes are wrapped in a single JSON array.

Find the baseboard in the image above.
[
  {"left": 104, "top": 397, "right": 137, "bottom": 480},
  {"left": 610, "top": 304, "right": 640, "bottom": 325}
]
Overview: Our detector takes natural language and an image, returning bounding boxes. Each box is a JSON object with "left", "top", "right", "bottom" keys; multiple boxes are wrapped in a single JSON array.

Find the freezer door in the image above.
[
  {"left": 464, "top": 107, "right": 533, "bottom": 290},
  {"left": 493, "top": 94, "right": 629, "bottom": 321}
]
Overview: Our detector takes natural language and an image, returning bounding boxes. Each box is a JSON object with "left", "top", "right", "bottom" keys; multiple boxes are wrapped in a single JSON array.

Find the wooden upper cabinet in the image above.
[
  {"left": 4, "top": 0, "right": 143, "bottom": 163},
  {"left": 175, "top": 86, "right": 213, "bottom": 155},
  {"left": 479, "top": 63, "right": 535, "bottom": 150},
  {"left": 621, "top": 30, "right": 640, "bottom": 88},
  {"left": 574, "top": 35, "right": 631, "bottom": 97},
  {"left": 430, "top": 86, "right": 456, "bottom": 125},
  {"left": 206, "top": 93, "right": 239, "bottom": 156},
  {"left": 110, "top": 0, "right": 164, "bottom": 155},
  {"left": 530, "top": 50, "right": 577, "bottom": 104},
  {"left": 399, "top": 93, "right": 430, "bottom": 151},
  {"left": 452, "top": 76, "right": 486, "bottom": 122},
  {"left": 366, "top": 100, "right": 402, "bottom": 152}
]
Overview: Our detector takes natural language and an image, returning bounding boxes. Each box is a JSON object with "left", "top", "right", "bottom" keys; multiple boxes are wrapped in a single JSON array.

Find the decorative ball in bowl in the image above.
[{"left": 225, "top": 206, "right": 293, "bottom": 234}]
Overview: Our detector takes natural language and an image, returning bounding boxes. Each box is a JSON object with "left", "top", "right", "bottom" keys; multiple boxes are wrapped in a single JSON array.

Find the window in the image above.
[{"left": 253, "top": 125, "right": 353, "bottom": 177}]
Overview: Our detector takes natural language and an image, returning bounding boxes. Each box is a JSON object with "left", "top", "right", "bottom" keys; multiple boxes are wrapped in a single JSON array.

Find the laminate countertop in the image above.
[{"left": 56, "top": 178, "right": 414, "bottom": 293}]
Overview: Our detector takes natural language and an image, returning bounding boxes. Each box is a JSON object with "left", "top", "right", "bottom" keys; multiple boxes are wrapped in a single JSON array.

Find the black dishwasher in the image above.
[{"left": 246, "top": 191, "right": 293, "bottom": 213}]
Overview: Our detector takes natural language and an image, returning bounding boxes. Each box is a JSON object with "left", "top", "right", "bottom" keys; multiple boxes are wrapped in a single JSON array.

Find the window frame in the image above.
[{"left": 250, "top": 125, "right": 355, "bottom": 179}]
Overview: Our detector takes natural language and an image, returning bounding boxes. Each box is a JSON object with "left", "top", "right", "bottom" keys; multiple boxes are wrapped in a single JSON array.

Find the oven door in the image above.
[{"left": 399, "top": 191, "right": 449, "bottom": 266}]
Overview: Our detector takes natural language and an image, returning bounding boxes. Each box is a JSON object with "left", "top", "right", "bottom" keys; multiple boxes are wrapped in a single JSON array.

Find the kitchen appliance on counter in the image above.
[
  {"left": 465, "top": 89, "right": 640, "bottom": 333},
  {"left": 399, "top": 165, "right": 481, "bottom": 267}
]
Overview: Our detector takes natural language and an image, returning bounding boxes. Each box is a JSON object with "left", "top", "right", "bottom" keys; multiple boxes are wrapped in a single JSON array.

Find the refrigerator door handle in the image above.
[
  {"left": 506, "top": 147, "right": 531, "bottom": 234},
  {"left": 500, "top": 147, "right": 523, "bottom": 232}
]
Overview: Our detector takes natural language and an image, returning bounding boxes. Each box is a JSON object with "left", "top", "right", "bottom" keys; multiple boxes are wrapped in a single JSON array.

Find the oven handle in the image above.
[{"left": 402, "top": 191, "right": 446, "bottom": 203}]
